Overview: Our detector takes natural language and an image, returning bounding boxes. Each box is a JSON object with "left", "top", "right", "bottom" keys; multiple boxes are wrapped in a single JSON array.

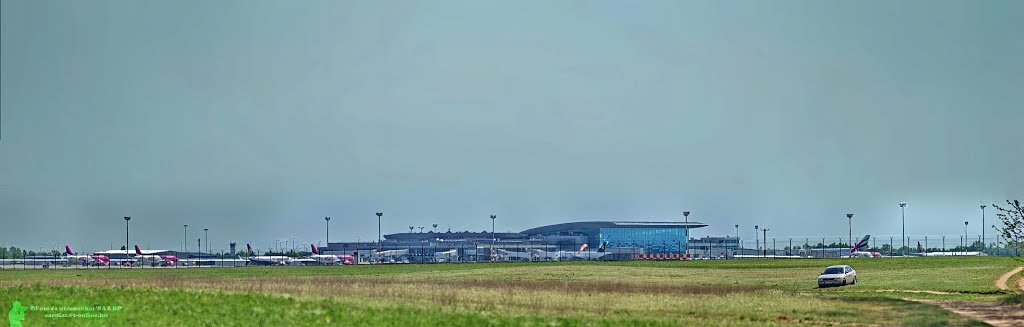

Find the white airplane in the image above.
[
  {"left": 434, "top": 249, "right": 458, "bottom": 262},
  {"left": 847, "top": 235, "right": 882, "bottom": 258},
  {"left": 308, "top": 244, "right": 355, "bottom": 265},
  {"left": 244, "top": 244, "right": 293, "bottom": 266},
  {"left": 132, "top": 245, "right": 179, "bottom": 266},
  {"left": 531, "top": 242, "right": 608, "bottom": 261},
  {"left": 494, "top": 249, "right": 532, "bottom": 261},
  {"left": 64, "top": 245, "right": 109, "bottom": 266}
]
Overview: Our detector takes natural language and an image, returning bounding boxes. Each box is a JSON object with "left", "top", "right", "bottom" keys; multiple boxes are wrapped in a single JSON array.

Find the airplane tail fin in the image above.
[
  {"left": 311, "top": 244, "right": 319, "bottom": 255},
  {"left": 134, "top": 245, "right": 142, "bottom": 255},
  {"left": 246, "top": 244, "right": 255, "bottom": 257},
  {"left": 578, "top": 243, "right": 589, "bottom": 254},
  {"left": 65, "top": 245, "right": 74, "bottom": 255},
  {"left": 851, "top": 235, "right": 871, "bottom": 253},
  {"left": 597, "top": 242, "right": 607, "bottom": 253}
]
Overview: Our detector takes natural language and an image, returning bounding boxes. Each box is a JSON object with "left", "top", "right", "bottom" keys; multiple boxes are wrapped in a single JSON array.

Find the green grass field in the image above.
[{"left": 1, "top": 257, "right": 1020, "bottom": 326}]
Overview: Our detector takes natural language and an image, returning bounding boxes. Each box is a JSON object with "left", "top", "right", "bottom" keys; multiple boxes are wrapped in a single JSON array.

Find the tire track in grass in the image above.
[
  {"left": 911, "top": 300, "right": 1024, "bottom": 327},
  {"left": 995, "top": 266, "right": 1022, "bottom": 291}
]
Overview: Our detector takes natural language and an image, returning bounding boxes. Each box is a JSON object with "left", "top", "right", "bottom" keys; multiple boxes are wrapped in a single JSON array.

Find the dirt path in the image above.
[
  {"left": 996, "top": 266, "right": 1023, "bottom": 291},
  {"left": 837, "top": 289, "right": 958, "bottom": 295},
  {"left": 917, "top": 300, "right": 1024, "bottom": 327}
]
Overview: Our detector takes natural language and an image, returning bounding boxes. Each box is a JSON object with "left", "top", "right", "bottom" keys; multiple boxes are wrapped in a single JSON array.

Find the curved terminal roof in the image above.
[
  {"left": 384, "top": 231, "right": 526, "bottom": 241},
  {"left": 520, "top": 221, "right": 707, "bottom": 236}
]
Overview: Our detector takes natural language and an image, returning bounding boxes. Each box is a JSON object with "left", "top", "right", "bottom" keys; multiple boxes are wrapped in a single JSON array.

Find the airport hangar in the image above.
[{"left": 325, "top": 221, "right": 710, "bottom": 262}]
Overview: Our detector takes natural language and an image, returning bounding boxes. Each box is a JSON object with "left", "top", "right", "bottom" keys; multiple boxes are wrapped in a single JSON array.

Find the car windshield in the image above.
[{"left": 822, "top": 268, "right": 844, "bottom": 275}]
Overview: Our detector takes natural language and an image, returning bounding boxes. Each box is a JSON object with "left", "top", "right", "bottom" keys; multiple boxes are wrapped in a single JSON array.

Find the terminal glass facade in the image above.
[{"left": 598, "top": 227, "right": 688, "bottom": 253}]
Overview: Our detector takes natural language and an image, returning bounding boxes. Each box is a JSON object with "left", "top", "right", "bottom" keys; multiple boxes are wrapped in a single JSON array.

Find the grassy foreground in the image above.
[{"left": 1, "top": 257, "right": 1017, "bottom": 326}]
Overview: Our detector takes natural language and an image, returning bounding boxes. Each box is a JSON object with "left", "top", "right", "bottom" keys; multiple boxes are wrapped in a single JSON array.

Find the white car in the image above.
[{"left": 818, "top": 265, "right": 857, "bottom": 287}]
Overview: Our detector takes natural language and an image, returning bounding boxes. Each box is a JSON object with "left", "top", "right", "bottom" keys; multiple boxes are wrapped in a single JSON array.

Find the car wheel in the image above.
[{"left": 852, "top": 277, "right": 857, "bottom": 285}]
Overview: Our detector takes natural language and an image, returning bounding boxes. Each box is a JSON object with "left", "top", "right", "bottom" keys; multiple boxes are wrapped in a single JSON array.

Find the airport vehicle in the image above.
[
  {"left": 308, "top": 244, "right": 355, "bottom": 265},
  {"left": 818, "top": 265, "right": 857, "bottom": 287},
  {"left": 133, "top": 245, "right": 179, "bottom": 267},
  {"left": 64, "top": 245, "right": 109, "bottom": 266},
  {"left": 848, "top": 235, "right": 881, "bottom": 258},
  {"left": 244, "top": 244, "right": 294, "bottom": 266}
]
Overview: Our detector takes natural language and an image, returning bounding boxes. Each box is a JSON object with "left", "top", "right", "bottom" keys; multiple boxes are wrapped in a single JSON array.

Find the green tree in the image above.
[{"left": 993, "top": 199, "right": 1023, "bottom": 262}]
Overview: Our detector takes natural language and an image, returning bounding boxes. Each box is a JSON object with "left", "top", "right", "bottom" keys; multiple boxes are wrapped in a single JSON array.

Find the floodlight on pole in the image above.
[
  {"left": 980, "top": 205, "right": 987, "bottom": 253},
  {"left": 325, "top": 216, "right": 331, "bottom": 248},
  {"left": 899, "top": 202, "right": 907, "bottom": 255},
  {"left": 124, "top": 216, "right": 131, "bottom": 263},
  {"left": 846, "top": 213, "right": 854, "bottom": 253},
  {"left": 683, "top": 211, "right": 690, "bottom": 259},
  {"left": 376, "top": 212, "right": 383, "bottom": 244}
]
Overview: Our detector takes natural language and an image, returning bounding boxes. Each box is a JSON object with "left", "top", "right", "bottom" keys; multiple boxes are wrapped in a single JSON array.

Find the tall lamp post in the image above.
[
  {"left": 490, "top": 215, "right": 497, "bottom": 242},
  {"left": 183, "top": 225, "right": 188, "bottom": 265},
  {"left": 964, "top": 221, "right": 969, "bottom": 252},
  {"left": 376, "top": 212, "right": 383, "bottom": 244},
  {"left": 324, "top": 216, "right": 331, "bottom": 251},
  {"left": 682, "top": 211, "right": 690, "bottom": 258},
  {"left": 734, "top": 224, "right": 739, "bottom": 258},
  {"left": 755, "top": 225, "right": 759, "bottom": 257},
  {"left": 490, "top": 214, "right": 497, "bottom": 262},
  {"left": 980, "top": 205, "right": 987, "bottom": 253},
  {"left": 899, "top": 202, "right": 907, "bottom": 256},
  {"left": 846, "top": 213, "right": 854, "bottom": 253},
  {"left": 204, "top": 228, "right": 209, "bottom": 256},
  {"left": 124, "top": 216, "right": 131, "bottom": 265},
  {"left": 762, "top": 228, "right": 769, "bottom": 258}
]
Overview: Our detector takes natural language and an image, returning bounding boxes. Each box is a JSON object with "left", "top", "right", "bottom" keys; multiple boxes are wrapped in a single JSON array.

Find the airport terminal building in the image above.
[{"left": 326, "top": 220, "right": 708, "bottom": 262}]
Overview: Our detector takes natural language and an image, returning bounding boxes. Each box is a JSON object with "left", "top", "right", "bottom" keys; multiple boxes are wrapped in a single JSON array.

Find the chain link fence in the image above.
[{"left": 1, "top": 235, "right": 1019, "bottom": 269}]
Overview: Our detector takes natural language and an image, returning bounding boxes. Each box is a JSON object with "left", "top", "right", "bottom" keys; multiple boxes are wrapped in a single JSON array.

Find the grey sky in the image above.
[{"left": 2, "top": 1, "right": 1021, "bottom": 253}]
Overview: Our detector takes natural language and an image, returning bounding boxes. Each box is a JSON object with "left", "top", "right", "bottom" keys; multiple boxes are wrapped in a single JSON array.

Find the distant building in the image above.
[{"left": 325, "top": 220, "right": 708, "bottom": 261}]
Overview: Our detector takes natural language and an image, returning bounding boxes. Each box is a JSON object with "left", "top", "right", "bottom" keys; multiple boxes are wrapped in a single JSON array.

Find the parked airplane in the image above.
[
  {"left": 244, "top": 244, "right": 293, "bottom": 266},
  {"left": 848, "top": 235, "right": 881, "bottom": 258},
  {"left": 434, "top": 249, "right": 459, "bottom": 262},
  {"left": 531, "top": 242, "right": 608, "bottom": 261},
  {"left": 133, "top": 245, "right": 179, "bottom": 266},
  {"left": 64, "top": 245, "right": 109, "bottom": 266},
  {"left": 309, "top": 244, "right": 355, "bottom": 265},
  {"left": 494, "top": 249, "right": 532, "bottom": 261}
]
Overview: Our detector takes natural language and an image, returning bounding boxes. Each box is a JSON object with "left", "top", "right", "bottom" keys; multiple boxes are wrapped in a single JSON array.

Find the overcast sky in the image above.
[{"left": 2, "top": 1, "right": 1021, "bottom": 253}]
